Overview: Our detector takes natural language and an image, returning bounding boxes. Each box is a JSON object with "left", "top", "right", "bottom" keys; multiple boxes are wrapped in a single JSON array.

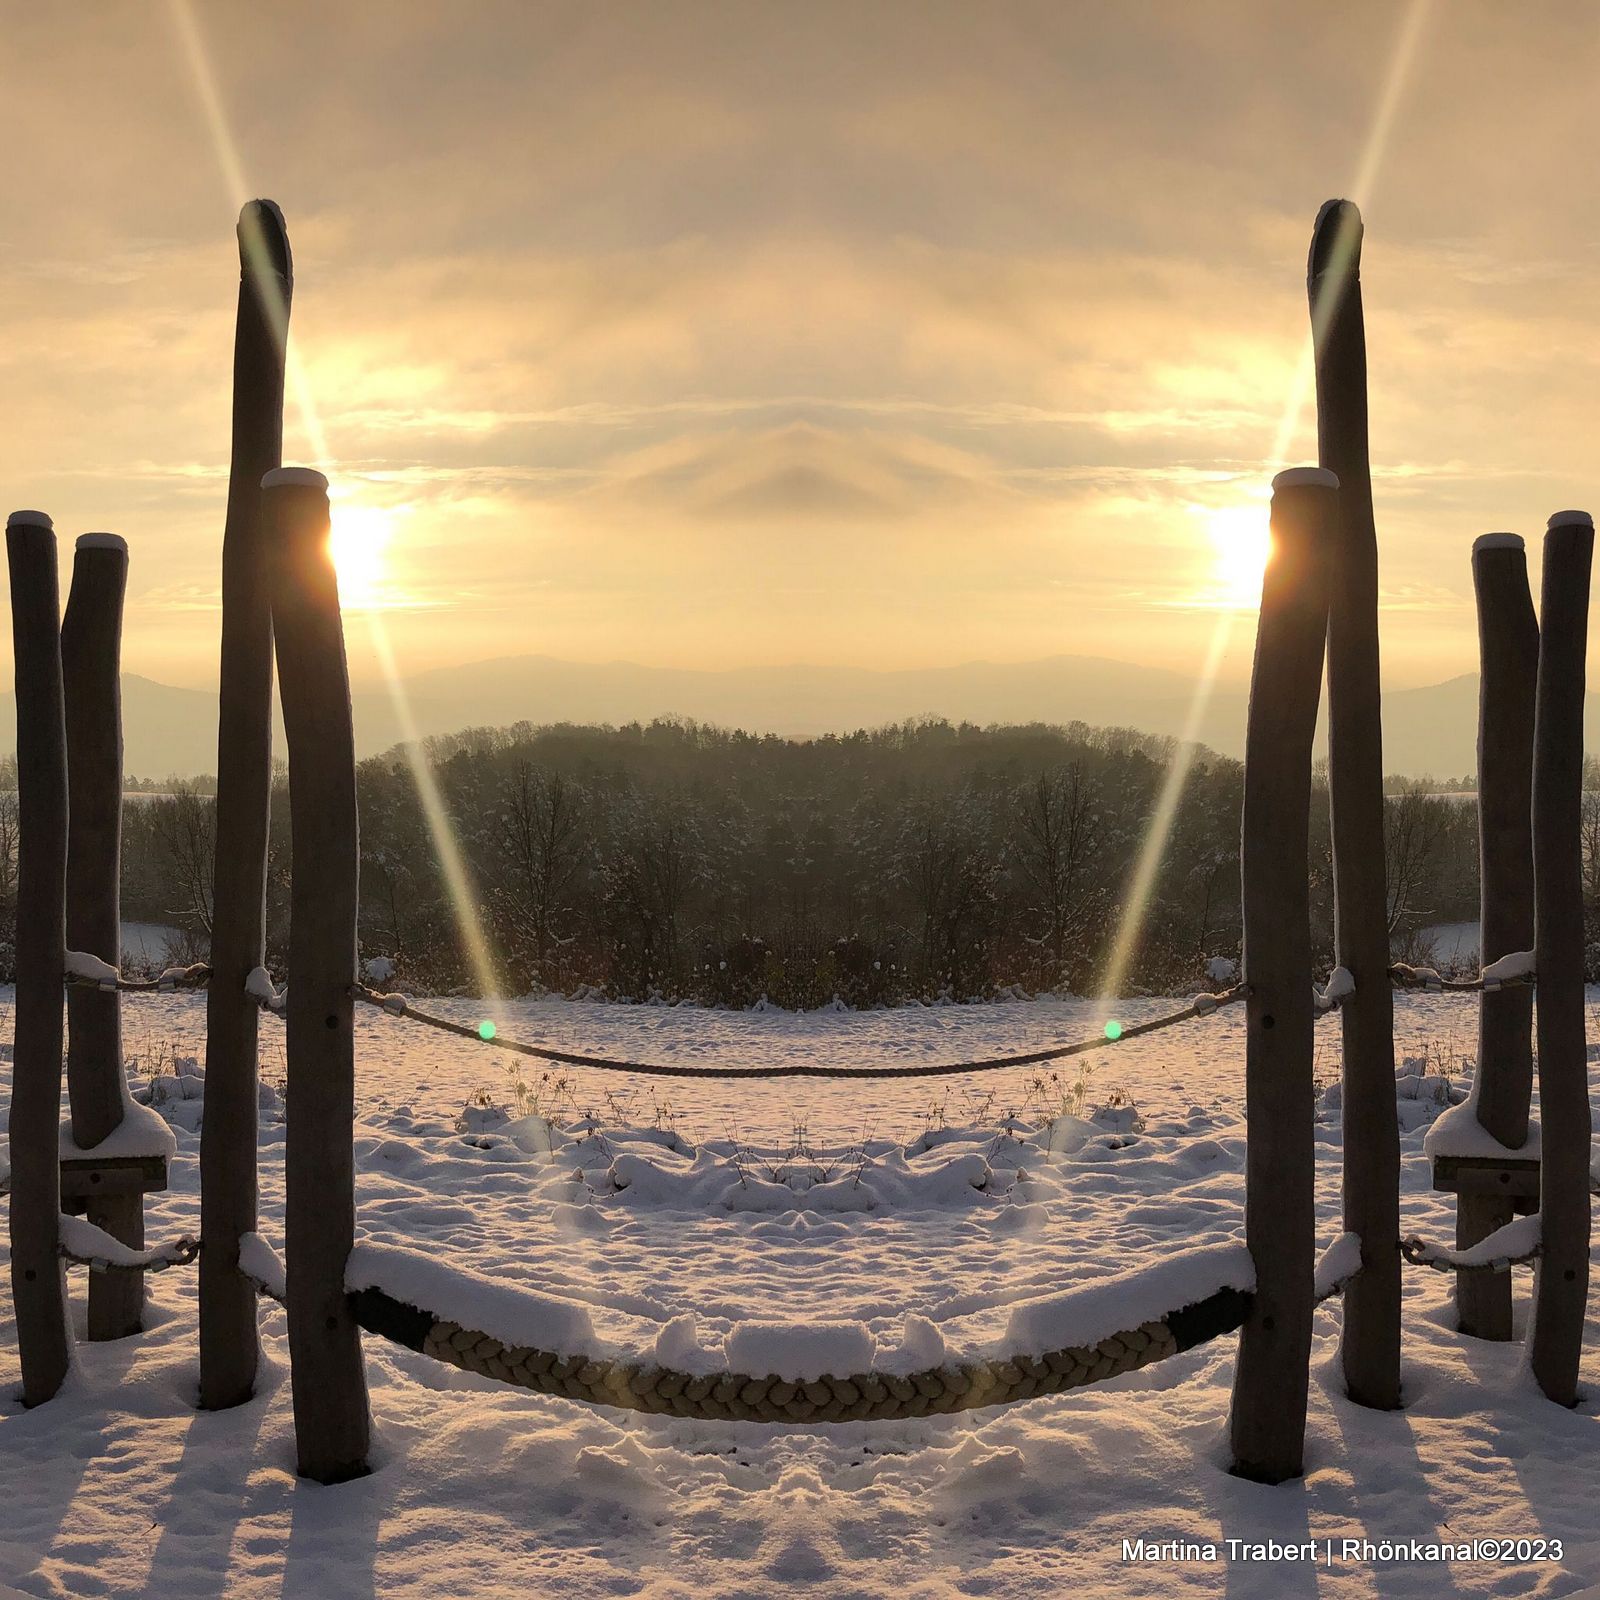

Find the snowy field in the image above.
[{"left": 1, "top": 987, "right": 1597, "bottom": 1598}]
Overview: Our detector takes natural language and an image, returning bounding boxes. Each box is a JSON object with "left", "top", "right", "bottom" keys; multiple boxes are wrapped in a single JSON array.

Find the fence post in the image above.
[
  {"left": 1229, "top": 468, "right": 1334, "bottom": 1484},
  {"left": 1528, "top": 510, "right": 1593, "bottom": 1406},
  {"left": 1461, "top": 533, "right": 1537, "bottom": 1339},
  {"left": 1308, "top": 197, "right": 1402, "bottom": 1410},
  {"left": 6, "top": 510, "right": 74, "bottom": 1404},
  {"left": 267, "top": 468, "right": 371, "bottom": 1482},
  {"left": 200, "top": 199, "right": 292, "bottom": 1410},
  {"left": 61, "top": 532, "right": 141, "bottom": 1340}
]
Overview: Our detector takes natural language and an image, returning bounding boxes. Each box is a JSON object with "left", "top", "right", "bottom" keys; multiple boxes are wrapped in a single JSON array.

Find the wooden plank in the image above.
[
  {"left": 5, "top": 511, "right": 74, "bottom": 1404},
  {"left": 1529, "top": 511, "right": 1593, "bottom": 1406},
  {"left": 1308, "top": 198, "right": 1401, "bottom": 1410},
  {"left": 1229, "top": 468, "right": 1333, "bottom": 1485},
  {"left": 269, "top": 468, "right": 372, "bottom": 1483},
  {"left": 59, "top": 1155, "right": 170, "bottom": 1201},
  {"left": 199, "top": 200, "right": 293, "bottom": 1411},
  {"left": 62, "top": 531, "right": 143, "bottom": 1339}
]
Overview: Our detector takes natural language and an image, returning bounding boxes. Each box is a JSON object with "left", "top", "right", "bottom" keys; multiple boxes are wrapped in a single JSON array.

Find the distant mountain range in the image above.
[{"left": 0, "top": 655, "right": 1527, "bottom": 781}]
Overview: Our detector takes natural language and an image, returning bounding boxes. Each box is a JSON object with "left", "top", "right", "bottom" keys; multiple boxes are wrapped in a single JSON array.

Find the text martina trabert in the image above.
[{"left": 1122, "top": 1537, "right": 1564, "bottom": 1565}]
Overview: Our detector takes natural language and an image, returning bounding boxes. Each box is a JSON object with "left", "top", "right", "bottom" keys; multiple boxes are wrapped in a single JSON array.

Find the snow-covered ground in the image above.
[{"left": 1, "top": 987, "right": 1596, "bottom": 1597}]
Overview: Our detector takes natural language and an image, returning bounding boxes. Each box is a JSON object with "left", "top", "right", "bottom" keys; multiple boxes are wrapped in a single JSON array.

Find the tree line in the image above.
[{"left": 7, "top": 724, "right": 1599, "bottom": 1002}]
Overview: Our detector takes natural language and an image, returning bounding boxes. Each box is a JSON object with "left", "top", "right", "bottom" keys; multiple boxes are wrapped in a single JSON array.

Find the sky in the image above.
[{"left": 2, "top": 0, "right": 1600, "bottom": 696}]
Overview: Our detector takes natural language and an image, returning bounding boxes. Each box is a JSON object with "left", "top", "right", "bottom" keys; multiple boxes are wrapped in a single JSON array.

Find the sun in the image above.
[
  {"left": 327, "top": 502, "right": 398, "bottom": 610},
  {"left": 1199, "top": 502, "right": 1272, "bottom": 609}
]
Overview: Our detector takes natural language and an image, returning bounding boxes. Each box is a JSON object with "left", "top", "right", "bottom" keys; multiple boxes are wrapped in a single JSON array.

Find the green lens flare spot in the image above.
[
  {"left": 478, "top": 1020, "right": 497, "bottom": 1041},
  {"left": 1104, "top": 1020, "right": 1123, "bottom": 1042}
]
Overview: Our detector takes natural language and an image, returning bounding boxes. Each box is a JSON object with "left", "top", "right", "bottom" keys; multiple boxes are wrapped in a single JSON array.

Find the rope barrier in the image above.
[
  {"left": 58, "top": 1234, "right": 201, "bottom": 1274},
  {"left": 344, "top": 983, "right": 1251, "bottom": 1080},
  {"left": 346, "top": 1280, "right": 1251, "bottom": 1422},
  {"left": 1400, "top": 1235, "right": 1542, "bottom": 1274}
]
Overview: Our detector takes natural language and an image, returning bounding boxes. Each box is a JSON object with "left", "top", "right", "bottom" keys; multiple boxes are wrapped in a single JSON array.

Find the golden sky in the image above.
[{"left": 3, "top": 0, "right": 1599, "bottom": 693}]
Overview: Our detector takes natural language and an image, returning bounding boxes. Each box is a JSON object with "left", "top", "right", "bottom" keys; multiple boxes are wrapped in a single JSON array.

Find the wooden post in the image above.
[
  {"left": 1229, "top": 468, "right": 1334, "bottom": 1484},
  {"left": 1528, "top": 510, "right": 1593, "bottom": 1407},
  {"left": 268, "top": 468, "right": 371, "bottom": 1483},
  {"left": 61, "top": 532, "right": 142, "bottom": 1340},
  {"left": 1308, "top": 197, "right": 1402, "bottom": 1410},
  {"left": 1459, "top": 533, "right": 1537, "bottom": 1339},
  {"left": 200, "top": 199, "right": 292, "bottom": 1410},
  {"left": 6, "top": 510, "right": 74, "bottom": 1404}
]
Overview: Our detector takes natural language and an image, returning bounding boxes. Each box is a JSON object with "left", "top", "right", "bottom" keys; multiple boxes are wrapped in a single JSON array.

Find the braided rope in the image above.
[
  {"left": 349, "top": 1283, "right": 1248, "bottom": 1421},
  {"left": 1400, "top": 1235, "right": 1542, "bottom": 1274},
  {"left": 65, "top": 962, "right": 212, "bottom": 994}
]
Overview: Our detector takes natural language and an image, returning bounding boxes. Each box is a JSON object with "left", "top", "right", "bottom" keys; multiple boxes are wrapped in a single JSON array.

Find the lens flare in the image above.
[
  {"left": 1104, "top": 1020, "right": 1123, "bottom": 1042},
  {"left": 478, "top": 1020, "right": 497, "bottom": 1042}
]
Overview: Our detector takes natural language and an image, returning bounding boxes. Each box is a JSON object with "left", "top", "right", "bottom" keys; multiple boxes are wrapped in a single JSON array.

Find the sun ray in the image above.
[{"left": 1093, "top": 0, "right": 1433, "bottom": 1021}]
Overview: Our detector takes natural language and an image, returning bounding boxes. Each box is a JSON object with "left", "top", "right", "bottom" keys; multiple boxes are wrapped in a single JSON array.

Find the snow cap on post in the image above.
[
  {"left": 1547, "top": 509, "right": 1593, "bottom": 530},
  {"left": 1271, "top": 467, "right": 1340, "bottom": 492},
  {"left": 261, "top": 467, "right": 328, "bottom": 492},
  {"left": 75, "top": 532, "right": 128, "bottom": 555},
  {"left": 7, "top": 510, "right": 53, "bottom": 530},
  {"left": 1472, "top": 532, "right": 1523, "bottom": 554}
]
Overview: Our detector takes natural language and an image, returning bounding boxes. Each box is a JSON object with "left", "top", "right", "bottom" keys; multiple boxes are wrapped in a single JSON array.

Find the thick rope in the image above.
[
  {"left": 1400, "top": 1235, "right": 1542, "bottom": 1274},
  {"left": 347, "top": 1282, "right": 1249, "bottom": 1421}
]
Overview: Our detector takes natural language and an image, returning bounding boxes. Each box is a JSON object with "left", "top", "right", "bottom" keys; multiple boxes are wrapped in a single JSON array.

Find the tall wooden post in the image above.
[
  {"left": 1460, "top": 533, "right": 1537, "bottom": 1339},
  {"left": 6, "top": 510, "right": 74, "bottom": 1404},
  {"left": 269, "top": 469, "right": 371, "bottom": 1482},
  {"left": 1528, "top": 510, "right": 1593, "bottom": 1406},
  {"left": 1308, "top": 197, "right": 1401, "bottom": 1410},
  {"left": 200, "top": 199, "right": 292, "bottom": 1410},
  {"left": 61, "top": 532, "right": 142, "bottom": 1340},
  {"left": 1229, "top": 468, "right": 1334, "bottom": 1484}
]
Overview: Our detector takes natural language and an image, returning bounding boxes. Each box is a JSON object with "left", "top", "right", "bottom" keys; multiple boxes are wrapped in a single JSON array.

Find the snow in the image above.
[
  {"left": 723, "top": 1319, "right": 877, "bottom": 1381},
  {"left": 59, "top": 1094, "right": 176, "bottom": 1162},
  {"left": 1417, "top": 1212, "right": 1541, "bottom": 1271},
  {"left": 260, "top": 467, "right": 327, "bottom": 491},
  {"left": 1313, "top": 1231, "right": 1363, "bottom": 1299},
  {"left": 75, "top": 532, "right": 128, "bottom": 554},
  {"left": 1472, "top": 532, "right": 1524, "bottom": 554},
  {"left": 244, "top": 966, "right": 285, "bottom": 1011},
  {"left": 363, "top": 955, "right": 396, "bottom": 984},
  {"left": 345, "top": 1240, "right": 600, "bottom": 1357},
  {"left": 1002, "top": 1242, "right": 1253, "bottom": 1357},
  {"left": 2, "top": 984, "right": 1598, "bottom": 1596},
  {"left": 5, "top": 510, "right": 52, "bottom": 530},
  {"left": 1548, "top": 509, "right": 1594, "bottom": 529},
  {"left": 58, "top": 1215, "right": 192, "bottom": 1271},
  {"left": 238, "top": 1232, "right": 287, "bottom": 1302},
  {"left": 64, "top": 949, "right": 120, "bottom": 988},
  {"left": 1315, "top": 965, "right": 1355, "bottom": 1011},
  {"left": 1271, "top": 466, "right": 1339, "bottom": 491},
  {"left": 1204, "top": 955, "right": 1238, "bottom": 984},
  {"left": 1480, "top": 948, "right": 1535, "bottom": 985},
  {"left": 1424, "top": 1088, "right": 1541, "bottom": 1160}
]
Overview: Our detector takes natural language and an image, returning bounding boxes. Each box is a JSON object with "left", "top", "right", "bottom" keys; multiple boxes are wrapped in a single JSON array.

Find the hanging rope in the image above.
[{"left": 342, "top": 982, "right": 1251, "bottom": 1080}]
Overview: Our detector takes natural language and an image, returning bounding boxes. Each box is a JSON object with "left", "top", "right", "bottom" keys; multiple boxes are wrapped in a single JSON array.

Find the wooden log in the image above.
[
  {"left": 1308, "top": 197, "right": 1401, "bottom": 1410},
  {"left": 5, "top": 510, "right": 74, "bottom": 1404},
  {"left": 61, "top": 531, "right": 143, "bottom": 1340},
  {"left": 268, "top": 468, "right": 371, "bottom": 1482},
  {"left": 1229, "top": 468, "right": 1334, "bottom": 1484},
  {"left": 1459, "top": 532, "right": 1538, "bottom": 1339},
  {"left": 1528, "top": 510, "right": 1593, "bottom": 1406},
  {"left": 199, "top": 199, "right": 293, "bottom": 1411}
]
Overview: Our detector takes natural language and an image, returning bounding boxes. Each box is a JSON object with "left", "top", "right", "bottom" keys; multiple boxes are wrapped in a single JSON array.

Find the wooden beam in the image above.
[
  {"left": 1459, "top": 533, "right": 1539, "bottom": 1338},
  {"left": 1229, "top": 468, "right": 1334, "bottom": 1484},
  {"left": 1528, "top": 510, "right": 1593, "bottom": 1406},
  {"left": 1308, "top": 198, "right": 1401, "bottom": 1409},
  {"left": 5, "top": 510, "right": 73, "bottom": 1404},
  {"left": 61, "top": 532, "right": 143, "bottom": 1340},
  {"left": 199, "top": 200, "right": 293, "bottom": 1410},
  {"left": 268, "top": 468, "right": 371, "bottom": 1483}
]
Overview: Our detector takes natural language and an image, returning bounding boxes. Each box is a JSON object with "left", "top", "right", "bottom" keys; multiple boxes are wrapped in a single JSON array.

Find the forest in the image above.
[{"left": 0, "top": 717, "right": 1528, "bottom": 1005}]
